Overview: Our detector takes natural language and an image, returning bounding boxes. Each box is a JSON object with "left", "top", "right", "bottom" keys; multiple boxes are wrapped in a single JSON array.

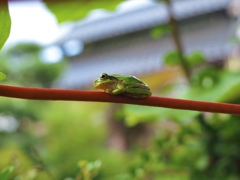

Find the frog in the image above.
[{"left": 93, "top": 73, "right": 152, "bottom": 98}]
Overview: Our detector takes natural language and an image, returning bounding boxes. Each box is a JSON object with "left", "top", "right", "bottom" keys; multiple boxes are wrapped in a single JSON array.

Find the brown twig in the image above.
[{"left": 165, "top": 0, "right": 191, "bottom": 81}]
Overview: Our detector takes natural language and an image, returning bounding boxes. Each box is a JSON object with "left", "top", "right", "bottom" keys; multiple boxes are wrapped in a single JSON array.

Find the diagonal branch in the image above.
[{"left": 165, "top": 0, "right": 191, "bottom": 81}]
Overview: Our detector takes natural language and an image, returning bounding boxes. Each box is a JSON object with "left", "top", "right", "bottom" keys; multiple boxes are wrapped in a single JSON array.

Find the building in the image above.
[{"left": 54, "top": 0, "right": 234, "bottom": 89}]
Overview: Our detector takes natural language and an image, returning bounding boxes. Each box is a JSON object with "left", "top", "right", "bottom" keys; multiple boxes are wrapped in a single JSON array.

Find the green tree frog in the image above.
[{"left": 93, "top": 73, "right": 152, "bottom": 98}]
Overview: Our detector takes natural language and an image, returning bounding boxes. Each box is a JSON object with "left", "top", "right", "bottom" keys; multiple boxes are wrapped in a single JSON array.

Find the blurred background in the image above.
[{"left": 1, "top": 0, "right": 240, "bottom": 179}]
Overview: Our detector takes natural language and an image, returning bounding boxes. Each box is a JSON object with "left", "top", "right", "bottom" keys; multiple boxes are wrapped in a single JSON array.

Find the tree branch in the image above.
[{"left": 0, "top": 84, "right": 239, "bottom": 115}]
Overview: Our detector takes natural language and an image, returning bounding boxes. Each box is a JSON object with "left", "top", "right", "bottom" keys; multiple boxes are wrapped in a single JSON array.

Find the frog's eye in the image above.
[{"left": 100, "top": 73, "right": 108, "bottom": 79}]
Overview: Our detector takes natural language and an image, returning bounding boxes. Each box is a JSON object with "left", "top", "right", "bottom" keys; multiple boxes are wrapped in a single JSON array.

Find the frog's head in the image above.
[{"left": 93, "top": 73, "right": 117, "bottom": 90}]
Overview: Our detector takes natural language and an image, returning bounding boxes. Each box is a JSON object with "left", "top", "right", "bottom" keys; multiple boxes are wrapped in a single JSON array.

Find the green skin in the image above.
[{"left": 93, "top": 73, "right": 152, "bottom": 98}]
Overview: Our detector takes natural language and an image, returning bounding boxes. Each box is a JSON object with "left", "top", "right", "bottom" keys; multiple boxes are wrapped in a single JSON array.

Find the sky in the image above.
[
  {"left": 4, "top": 0, "right": 155, "bottom": 49},
  {"left": 5, "top": 1, "right": 61, "bottom": 47}
]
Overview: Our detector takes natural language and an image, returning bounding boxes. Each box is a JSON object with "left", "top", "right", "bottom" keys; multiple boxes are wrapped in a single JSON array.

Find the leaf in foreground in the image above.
[
  {"left": 0, "top": 0, "right": 11, "bottom": 51},
  {"left": 43, "top": 0, "right": 125, "bottom": 23}
]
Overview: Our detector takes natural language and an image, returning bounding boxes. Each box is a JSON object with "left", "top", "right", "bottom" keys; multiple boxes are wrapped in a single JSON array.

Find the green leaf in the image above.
[
  {"left": 43, "top": 0, "right": 125, "bottom": 23},
  {"left": 151, "top": 24, "right": 169, "bottom": 39},
  {"left": 0, "top": 0, "right": 11, "bottom": 51},
  {"left": 186, "top": 51, "right": 205, "bottom": 67},
  {"left": 0, "top": 72, "right": 6, "bottom": 81},
  {"left": 0, "top": 166, "right": 14, "bottom": 180},
  {"left": 163, "top": 50, "right": 181, "bottom": 66}
]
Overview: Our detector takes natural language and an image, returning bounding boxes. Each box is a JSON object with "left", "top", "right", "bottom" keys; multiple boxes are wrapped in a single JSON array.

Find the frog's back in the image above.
[{"left": 111, "top": 74, "right": 146, "bottom": 85}]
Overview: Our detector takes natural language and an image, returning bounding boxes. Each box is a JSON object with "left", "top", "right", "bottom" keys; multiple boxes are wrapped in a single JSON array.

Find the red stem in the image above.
[{"left": 0, "top": 84, "right": 239, "bottom": 115}]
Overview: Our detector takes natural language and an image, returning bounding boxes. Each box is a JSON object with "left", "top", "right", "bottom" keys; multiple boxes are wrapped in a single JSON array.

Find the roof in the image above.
[{"left": 56, "top": 0, "right": 231, "bottom": 45}]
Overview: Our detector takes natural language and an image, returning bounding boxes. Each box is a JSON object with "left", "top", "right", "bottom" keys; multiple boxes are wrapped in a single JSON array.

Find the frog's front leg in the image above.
[{"left": 110, "top": 83, "right": 126, "bottom": 95}]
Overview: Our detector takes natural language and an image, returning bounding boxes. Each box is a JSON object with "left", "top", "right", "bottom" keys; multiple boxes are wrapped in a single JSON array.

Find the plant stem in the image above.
[
  {"left": 32, "top": 147, "right": 54, "bottom": 179},
  {"left": 0, "top": 84, "right": 239, "bottom": 115},
  {"left": 165, "top": 0, "right": 191, "bottom": 81}
]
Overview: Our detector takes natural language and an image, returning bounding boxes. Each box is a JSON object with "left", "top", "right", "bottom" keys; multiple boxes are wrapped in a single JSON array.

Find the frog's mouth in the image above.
[
  {"left": 93, "top": 79, "right": 108, "bottom": 89},
  {"left": 93, "top": 79, "right": 101, "bottom": 88},
  {"left": 94, "top": 79, "right": 115, "bottom": 90}
]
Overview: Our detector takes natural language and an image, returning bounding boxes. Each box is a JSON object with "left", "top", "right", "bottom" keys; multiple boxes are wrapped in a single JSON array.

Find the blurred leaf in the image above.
[
  {"left": 186, "top": 52, "right": 205, "bottom": 67},
  {"left": 191, "top": 67, "right": 219, "bottom": 89},
  {"left": 0, "top": 0, "right": 11, "bottom": 50},
  {"left": 123, "top": 105, "right": 160, "bottom": 126},
  {"left": 151, "top": 24, "right": 169, "bottom": 39},
  {"left": 163, "top": 50, "right": 181, "bottom": 66},
  {"left": 159, "top": 71, "right": 240, "bottom": 121},
  {"left": 78, "top": 159, "right": 102, "bottom": 179},
  {"left": 43, "top": 0, "right": 125, "bottom": 23},
  {"left": 164, "top": 51, "right": 205, "bottom": 67},
  {"left": 0, "top": 72, "right": 6, "bottom": 81},
  {"left": 186, "top": 71, "right": 240, "bottom": 102},
  {"left": 0, "top": 166, "right": 14, "bottom": 180}
]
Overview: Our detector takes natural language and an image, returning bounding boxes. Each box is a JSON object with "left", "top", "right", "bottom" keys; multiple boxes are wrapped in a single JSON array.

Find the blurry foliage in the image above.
[
  {"left": 0, "top": 98, "right": 45, "bottom": 121},
  {"left": 187, "top": 69, "right": 240, "bottom": 102},
  {"left": 186, "top": 52, "right": 205, "bottom": 67},
  {"left": 122, "top": 105, "right": 160, "bottom": 127},
  {"left": 151, "top": 24, "right": 170, "bottom": 39},
  {"left": 164, "top": 50, "right": 205, "bottom": 67},
  {"left": 0, "top": 0, "right": 11, "bottom": 51},
  {"left": 0, "top": 166, "right": 14, "bottom": 180},
  {"left": 77, "top": 160, "right": 102, "bottom": 179},
  {"left": 0, "top": 144, "right": 51, "bottom": 179},
  {"left": 192, "top": 114, "right": 240, "bottom": 179},
  {"left": 0, "top": 72, "right": 6, "bottom": 81},
  {"left": 158, "top": 69, "right": 240, "bottom": 121},
  {"left": 0, "top": 43, "right": 66, "bottom": 87},
  {"left": 43, "top": 0, "right": 125, "bottom": 24},
  {"left": 0, "top": 102, "right": 130, "bottom": 179},
  {"left": 164, "top": 50, "right": 182, "bottom": 65}
]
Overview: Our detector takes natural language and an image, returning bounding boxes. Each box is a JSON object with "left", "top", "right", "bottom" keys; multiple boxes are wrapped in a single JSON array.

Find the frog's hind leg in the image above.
[{"left": 125, "top": 85, "right": 151, "bottom": 98}]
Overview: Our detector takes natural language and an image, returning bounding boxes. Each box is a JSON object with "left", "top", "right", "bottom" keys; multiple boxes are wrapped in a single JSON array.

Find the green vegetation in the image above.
[{"left": 0, "top": 0, "right": 11, "bottom": 51}]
